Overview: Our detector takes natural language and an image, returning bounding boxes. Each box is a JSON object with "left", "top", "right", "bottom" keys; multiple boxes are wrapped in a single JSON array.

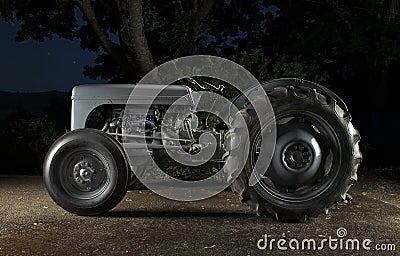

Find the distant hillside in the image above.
[
  {"left": 0, "top": 91, "right": 70, "bottom": 130},
  {"left": 0, "top": 91, "right": 69, "bottom": 119}
]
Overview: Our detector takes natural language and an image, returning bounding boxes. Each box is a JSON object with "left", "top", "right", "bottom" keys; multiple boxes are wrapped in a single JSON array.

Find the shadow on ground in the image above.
[{"left": 0, "top": 169, "right": 398, "bottom": 255}]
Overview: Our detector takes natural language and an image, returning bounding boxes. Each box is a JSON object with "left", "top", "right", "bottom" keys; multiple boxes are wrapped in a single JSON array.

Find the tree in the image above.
[
  {"left": 1, "top": 0, "right": 400, "bottom": 110},
  {"left": 0, "top": 0, "right": 331, "bottom": 83},
  {"left": 0, "top": 0, "right": 217, "bottom": 82}
]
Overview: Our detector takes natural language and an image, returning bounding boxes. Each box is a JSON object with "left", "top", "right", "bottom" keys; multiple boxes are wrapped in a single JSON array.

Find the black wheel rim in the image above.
[
  {"left": 58, "top": 147, "right": 111, "bottom": 200},
  {"left": 251, "top": 110, "right": 342, "bottom": 203}
]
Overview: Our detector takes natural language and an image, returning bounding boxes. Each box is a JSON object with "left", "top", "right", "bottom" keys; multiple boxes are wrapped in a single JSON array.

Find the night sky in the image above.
[{"left": 0, "top": 20, "right": 104, "bottom": 92}]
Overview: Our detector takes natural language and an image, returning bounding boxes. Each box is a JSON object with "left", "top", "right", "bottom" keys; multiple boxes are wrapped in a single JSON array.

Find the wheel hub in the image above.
[
  {"left": 283, "top": 143, "right": 313, "bottom": 170},
  {"left": 74, "top": 162, "right": 95, "bottom": 184},
  {"left": 264, "top": 124, "right": 323, "bottom": 189}
]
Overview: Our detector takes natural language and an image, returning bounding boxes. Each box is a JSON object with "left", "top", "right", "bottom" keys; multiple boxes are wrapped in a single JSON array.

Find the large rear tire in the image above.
[
  {"left": 43, "top": 129, "right": 129, "bottom": 216},
  {"left": 224, "top": 85, "right": 362, "bottom": 221}
]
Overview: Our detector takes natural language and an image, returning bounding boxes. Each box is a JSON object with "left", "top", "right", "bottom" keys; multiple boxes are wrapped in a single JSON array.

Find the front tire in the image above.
[
  {"left": 43, "top": 129, "right": 129, "bottom": 216},
  {"left": 224, "top": 85, "right": 362, "bottom": 221}
]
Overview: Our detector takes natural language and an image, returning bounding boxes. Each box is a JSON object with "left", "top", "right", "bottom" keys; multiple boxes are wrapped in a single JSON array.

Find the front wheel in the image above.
[
  {"left": 43, "top": 129, "right": 129, "bottom": 215},
  {"left": 224, "top": 85, "right": 362, "bottom": 221}
]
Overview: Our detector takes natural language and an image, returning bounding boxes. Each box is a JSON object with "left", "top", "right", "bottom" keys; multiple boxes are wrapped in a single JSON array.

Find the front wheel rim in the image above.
[{"left": 59, "top": 147, "right": 111, "bottom": 200}]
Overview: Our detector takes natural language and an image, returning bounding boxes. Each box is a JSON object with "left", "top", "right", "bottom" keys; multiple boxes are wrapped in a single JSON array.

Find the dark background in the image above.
[{"left": 0, "top": 0, "right": 399, "bottom": 172}]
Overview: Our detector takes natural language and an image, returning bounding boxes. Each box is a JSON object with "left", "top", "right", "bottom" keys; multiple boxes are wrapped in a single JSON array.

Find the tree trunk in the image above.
[
  {"left": 116, "top": 0, "right": 155, "bottom": 76},
  {"left": 77, "top": 0, "right": 215, "bottom": 80},
  {"left": 75, "top": 0, "right": 136, "bottom": 81},
  {"left": 373, "top": 59, "right": 390, "bottom": 111},
  {"left": 391, "top": 0, "right": 400, "bottom": 19}
]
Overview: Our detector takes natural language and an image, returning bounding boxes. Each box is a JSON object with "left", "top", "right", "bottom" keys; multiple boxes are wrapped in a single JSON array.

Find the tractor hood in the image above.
[
  {"left": 72, "top": 84, "right": 190, "bottom": 104},
  {"left": 71, "top": 84, "right": 192, "bottom": 130}
]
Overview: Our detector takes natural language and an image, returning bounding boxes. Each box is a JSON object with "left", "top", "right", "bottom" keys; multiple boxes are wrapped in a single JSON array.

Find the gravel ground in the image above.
[{"left": 0, "top": 169, "right": 399, "bottom": 256}]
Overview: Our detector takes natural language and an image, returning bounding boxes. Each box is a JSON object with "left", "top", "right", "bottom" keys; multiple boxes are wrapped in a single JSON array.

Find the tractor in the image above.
[{"left": 43, "top": 77, "right": 361, "bottom": 222}]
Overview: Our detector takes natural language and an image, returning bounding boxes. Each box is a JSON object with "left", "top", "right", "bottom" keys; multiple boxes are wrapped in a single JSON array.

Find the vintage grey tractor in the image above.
[{"left": 43, "top": 78, "right": 362, "bottom": 222}]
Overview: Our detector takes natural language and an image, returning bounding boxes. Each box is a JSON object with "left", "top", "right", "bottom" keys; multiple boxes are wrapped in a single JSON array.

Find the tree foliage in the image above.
[
  {"left": 0, "top": 116, "right": 62, "bottom": 172},
  {"left": 1, "top": 0, "right": 400, "bottom": 109}
]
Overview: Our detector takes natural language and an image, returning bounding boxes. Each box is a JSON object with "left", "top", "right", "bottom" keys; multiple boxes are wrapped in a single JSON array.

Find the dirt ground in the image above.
[{"left": 0, "top": 169, "right": 398, "bottom": 256}]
